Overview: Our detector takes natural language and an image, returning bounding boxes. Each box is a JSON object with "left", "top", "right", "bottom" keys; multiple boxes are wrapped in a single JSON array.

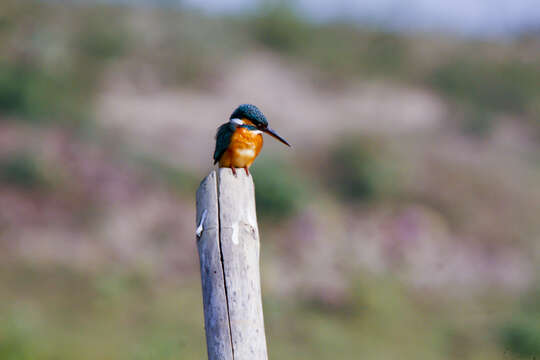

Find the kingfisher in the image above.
[{"left": 213, "top": 104, "right": 290, "bottom": 176}]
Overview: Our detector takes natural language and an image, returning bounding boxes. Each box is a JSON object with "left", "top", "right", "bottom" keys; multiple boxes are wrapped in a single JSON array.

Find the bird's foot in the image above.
[
  {"left": 230, "top": 167, "right": 237, "bottom": 177},
  {"left": 244, "top": 166, "right": 250, "bottom": 176}
]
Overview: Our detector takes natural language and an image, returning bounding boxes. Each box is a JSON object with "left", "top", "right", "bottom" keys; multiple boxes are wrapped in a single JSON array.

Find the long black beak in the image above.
[{"left": 264, "top": 127, "right": 291, "bottom": 147}]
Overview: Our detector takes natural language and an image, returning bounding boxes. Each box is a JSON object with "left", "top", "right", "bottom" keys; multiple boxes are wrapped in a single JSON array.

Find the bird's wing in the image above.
[{"left": 213, "top": 122, "right": 235, "bottom": 164}]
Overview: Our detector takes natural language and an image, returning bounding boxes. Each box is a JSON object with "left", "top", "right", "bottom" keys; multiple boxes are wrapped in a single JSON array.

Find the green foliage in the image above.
[
  {"left": 0, "top": 154, "right": 49, "bottom": 189},
  {"left": 297, "top": 26, "right": 406, "bottom": 79},
  {"left": 0, "top": 320, "right": 34, "bottom": 360},
  {"left": 133, "top": 11, "right": 242, "bottom": 87},
  {"left": 0, "top": 264, "right": 507, "bottom": 360},
  {"left": 0, "top": 3, "right": 130, "bottom": 125},
  {"left": 357, "top": 32, "right": 407, "bottom": 75},
  {"left": 75, "top": 16, "right": 129, "bottom": 61},
  {"left": 500, "top": 319, "right": 540, "bottom": 358},
  {"left": 249, "top": 3, "right": 310, "bottom": 53},
  {"left": 0, "top": 264, "right": 206, "bottom": 360},
  {"left": 429, "top": 60, "right": 540, "bottom": 114},
  {"left": 499, "top": 289, "right": 540, "bottom": 358},
  {"left": 245, "top": 7, "right": 408, "bottom": 79},
  {"left": 460, "top": 106, "right": 495, "bottom": 137},
  {"left": 0, "top": 62, "right": 89, "bottom": 124},
  {"left": 327, "top": 136, "right": 393, "bottom": 202},
  {"left": 251, "top": 159, "right": 305, "bottom": 220},
  {"left": 137, "top": 156, "right": 198, "bottom": 195},
  {"left": 244, "top": 7, "right": 540, "bottom": 122}
]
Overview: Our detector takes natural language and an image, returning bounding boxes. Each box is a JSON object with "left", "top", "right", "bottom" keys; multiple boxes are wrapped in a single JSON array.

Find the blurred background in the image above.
[{"left": 1, "top": 0, "right": 540, "bottom": 359}]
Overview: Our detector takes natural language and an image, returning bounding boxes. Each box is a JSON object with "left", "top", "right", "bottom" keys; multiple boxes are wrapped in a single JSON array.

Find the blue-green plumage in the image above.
[
  {"left": 212, "top": 104, "right": 290, "bottom": 169},
  {"left": 230, "top": 104, "right": 268, "bottom": 127},
  {"left": 213, "top": 122, "right": 235, "bottom": 164}
]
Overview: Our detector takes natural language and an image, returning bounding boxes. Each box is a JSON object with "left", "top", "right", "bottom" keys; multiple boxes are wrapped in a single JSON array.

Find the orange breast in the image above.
[{"left": 219, "top": 127, "right": 263, "bottom": 168}]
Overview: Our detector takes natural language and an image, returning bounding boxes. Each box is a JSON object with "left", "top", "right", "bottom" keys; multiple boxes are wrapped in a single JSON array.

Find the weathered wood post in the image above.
[{"left": 195, "top": 168, "right": 268, "bottom": 360}]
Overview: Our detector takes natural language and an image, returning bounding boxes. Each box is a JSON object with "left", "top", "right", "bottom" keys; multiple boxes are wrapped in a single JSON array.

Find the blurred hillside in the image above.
[{"left": 1, "top": 1, "right": 540, "bottom": 359}]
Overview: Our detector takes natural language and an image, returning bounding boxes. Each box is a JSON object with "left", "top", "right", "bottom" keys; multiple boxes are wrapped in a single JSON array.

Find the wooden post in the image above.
[{"left": 196, "top": 168, "right": 268, "bottom": 360}]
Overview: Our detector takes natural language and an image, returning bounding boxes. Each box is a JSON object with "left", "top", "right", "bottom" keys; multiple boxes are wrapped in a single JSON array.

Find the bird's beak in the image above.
[{"left": 264, "top": 127, "right": 291, "bottom": 147}]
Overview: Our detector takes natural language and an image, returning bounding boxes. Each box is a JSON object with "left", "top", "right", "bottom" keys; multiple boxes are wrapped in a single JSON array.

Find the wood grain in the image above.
[
  {"left": 196, "top": 171, "right": 233, "bottom": 360},
  {"left": 196, "top": 169, "right": 268, "bottom": 360}
]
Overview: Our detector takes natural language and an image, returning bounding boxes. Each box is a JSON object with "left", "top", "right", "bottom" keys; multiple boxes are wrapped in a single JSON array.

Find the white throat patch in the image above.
[{"left": 230, "top": 118, "right": 262, "bottom": 134}]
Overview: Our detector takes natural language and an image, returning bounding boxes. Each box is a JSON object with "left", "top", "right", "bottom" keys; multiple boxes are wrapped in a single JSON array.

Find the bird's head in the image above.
[{"left": 229, "top": 104, "right": 291, "bottom": 147}]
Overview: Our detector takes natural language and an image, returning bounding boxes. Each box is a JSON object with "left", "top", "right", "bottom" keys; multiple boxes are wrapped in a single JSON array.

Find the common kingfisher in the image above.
[{"left": 213, "top": 104, "right": 290, "bottom": 176}]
